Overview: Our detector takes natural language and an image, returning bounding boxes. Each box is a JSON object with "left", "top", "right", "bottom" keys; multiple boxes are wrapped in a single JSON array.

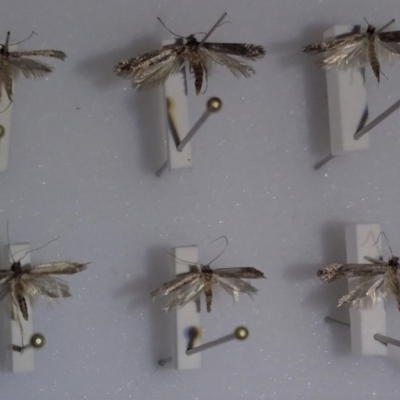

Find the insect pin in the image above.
[
  {"left": 150, "top": 238, "right": 266, "bottom": 312},
  {"left": 114, "top": 13, "right": 266, "bottom": 95},
  {"left": 317, "top": 236, "right": 400, "bottom": 310},
  {"left": 1, "top": 236, "right": 88, "bottom": 348},
  {"left": 303, "top": 19, "right": 400, "bottom": 82},
  {"left": 0, "top": 31, "right": 66, "bottom": 104}
]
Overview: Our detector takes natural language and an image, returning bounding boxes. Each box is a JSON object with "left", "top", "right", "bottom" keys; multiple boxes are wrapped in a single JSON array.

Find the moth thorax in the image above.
[
  {"left": 185, "top": 35, "right": 200, "bottom": 47},
  {"left": 11, "top": 261, "right": 23, "bottom": 274},
  {"left": 389, "top": 256, "right": 399, "bottom": 268},
  {"left": 366, "top": 25, "right": 376, "bottom": 36}
]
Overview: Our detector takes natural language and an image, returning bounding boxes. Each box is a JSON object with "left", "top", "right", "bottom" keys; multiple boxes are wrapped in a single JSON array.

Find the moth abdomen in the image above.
[{"left": 17, "top": 294, "right": 28, "bottom": 321}]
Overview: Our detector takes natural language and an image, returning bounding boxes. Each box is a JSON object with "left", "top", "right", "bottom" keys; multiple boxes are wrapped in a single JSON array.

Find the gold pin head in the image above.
[
  {"left": 207, "top": 97, "right": 222, "bottom": 113},
  {"left": 234, "top": 326, "right": 249, "bottom": 340},
  {"left": 30, "top": 333, "right": 45, "bottom": 349}
]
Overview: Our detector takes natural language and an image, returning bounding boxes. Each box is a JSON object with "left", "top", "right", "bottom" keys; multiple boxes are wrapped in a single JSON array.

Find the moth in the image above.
[
  {"left": 114, "top": 13, "right": 266, "bottom": 95},
  {"left": 317, "top": 255, "right": 400, "bottom": 309},
  {"left": 0, "top": 31, "right": 66, "bottom": 103},
  {"left": 150, "top": 263, "right": 265, "bottom": 312},
  {"left": 0, "top": 245, "right": 87, "bottom": 349},
  {"left": 302, "top": 19, "right": 400, "bottom": 82}
]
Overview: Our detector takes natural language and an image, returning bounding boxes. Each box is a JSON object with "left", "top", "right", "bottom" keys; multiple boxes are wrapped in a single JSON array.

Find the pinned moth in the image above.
[
  {"left": 303, "top": 19, "right": 400, "bottom": 82},
  {"left": 114, "top": 13, "right": 266, "bottom": 95},
  {"left": 0, "top": 240, "right": 87, "bottom": 347},
  {"left": 150, "top": 239, "right": 265, "bottom": 312},
  {"left": 318, "top": 254, "right": 400, "bottom": 309},
  {"left": 0, "top": 31, "right": 66, "bottom": 103}
]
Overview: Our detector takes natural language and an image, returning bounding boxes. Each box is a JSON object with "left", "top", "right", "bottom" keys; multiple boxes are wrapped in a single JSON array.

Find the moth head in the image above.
[
  {"left": 185, "top": 34, "right": 199, "bottom": 46},
  {"left": 389, "top": 256, "right": 399, "bottom": 267},
  {"left": 366, "top": 25, "right": 376, "bottom": 35},
  {"left": 201, "top": 264, "right": 213, "bottom": 274},
  {"left": 10, "top": 260, "right": 22, "bottom": 273}
]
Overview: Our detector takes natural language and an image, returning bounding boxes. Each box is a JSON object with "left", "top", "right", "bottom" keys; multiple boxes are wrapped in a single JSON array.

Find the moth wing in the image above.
[
  {"left": 303, "top": 33, "right": 365, "bottom": 53},
  {"left": 375, "top": 38, "right": 400, "bottom": 62},
  {"left": 198, "top": 45, "right": 255, "bottom": 77},
  {"left": 213, "top": 267, "right": 265, "bottom": 279},
  {"left": 11, "top": 50, "right": 67, "bottom": 61},
  {"left": 215, "top": 276, "right": 259, "bottom": 300},
  {"left": 377, "top": 31, "right": 400, "bottom": 43},
  {"left": 114, "top": 45, "right": 186, "bottom": 89},
  {"left": 316, "top": 38, "right": 369, "bottom": 70},
  {"left": 0, "top": 64, "right": 14, "bottom": 101},
  {"left": 202, "top": 43, "right": 266, "bottom": 60},
  {"left": 162, "top": 280, "right": 204, "bottom": 312},
  {"left": 0, "top": 270, "right": 13, "bottom": 285},
  {"left": 337, "top": 275, "right": 388, "bottom": 308},
  {"left": 29, "top": 262, "right": 88, "bottom": 275},
  {"left": 7, "top": 56, "right": 53, "bottom": 78},
  {"left": 318, "top": 263, "right": 387, "bottom": 282},
  {"left": 149, "top": 273, "right": 199, "bottom": 299},
  {"left": 21, "top": 274, "right": 71, "bottom": 300}
]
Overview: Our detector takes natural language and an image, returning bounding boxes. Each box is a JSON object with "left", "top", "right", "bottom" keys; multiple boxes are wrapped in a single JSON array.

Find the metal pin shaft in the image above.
[
  {"left": 199, "top": 12, "right": 228, "bottom": 45},
  {"left": 354, "top": 98, "right": 400, "bottom": 140},
  {"left": 186, "top": 326, "right": 248, "bottom": 356},
  {"left": 325, "top": 316, "right": 400, "bottom": 348},
  {"left": 155, "top": 160, "right": 169, "bottom": 177},
  {"left": 177, "top": 97, "right": 222, "bottom": 152},
  {"left": 314, "top": 154, "right": 336, "bottom": 170}
]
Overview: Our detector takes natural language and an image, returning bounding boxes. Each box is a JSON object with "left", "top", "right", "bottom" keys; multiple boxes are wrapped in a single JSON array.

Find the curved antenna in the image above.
[
  {"left": 166, "top": 251, "right": 199, "bottom": 269},
  {"left": 0, "top": 100, "right": 13, "bottom": 114},
  {"left": 16, "top": 236, "right": 60, "bottom": 263},
  {"left": 373, "top": 231, "right": 394, "bottom": 258},
  {"left": 6, "top": 220, "right": 16, "bottom": 265},
  {"left": 207, "top": 236, "right": 228, "bottom": 266},
  {"left": 10, "top": 31, "right": 37, "bottom": 46},
  {"left": 199, "top": 12, "right": 227, "bottom": 45},
  {"left": 157, "top": 17, "right": 185, "bottom": 39}
]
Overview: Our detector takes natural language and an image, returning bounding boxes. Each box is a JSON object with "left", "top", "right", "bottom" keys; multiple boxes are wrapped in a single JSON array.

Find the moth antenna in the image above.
[
  {"left": 157, "top": 17, "right": 185, "bottom": 39},
  {"left": 166, "top": 251, "right": 198, "bottom": 267},
  {"left": 0, "top": 100, "right": 13, "bottom": 114},
  {"left": 6, "top": 220, "right": 16, "bottom": 265},
  {"left": 208, "top": 236, "right": 229, "bottom": 266},
  {"left": 10, "top": 31, "right": 37, "bottom": 46},
  {"left": 378, "top": 19, "right": 395, "bottom": 33},
  {"left": 199, "top": 12, "right": 228, "bottom": 45},
  {"left": 16, "top": 236, "right": 60, "bottom": 263},
  {"left": 374, "top": 231, "right": 394, "bottom": 258}
]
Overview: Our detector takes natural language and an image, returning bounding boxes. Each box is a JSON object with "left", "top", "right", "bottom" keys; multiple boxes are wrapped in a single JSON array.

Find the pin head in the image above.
[
  {"left": 234, "top": 326, "right": 249, "bottom": 340},
  {"left": 0, "top": 125, "right": 5, "bottom": 140},
  {"left": 207, "top": 97, "right": 222, "bottom": 113},
  {"left": 30, "top": 333, "right": 45, "bottom": 349}
]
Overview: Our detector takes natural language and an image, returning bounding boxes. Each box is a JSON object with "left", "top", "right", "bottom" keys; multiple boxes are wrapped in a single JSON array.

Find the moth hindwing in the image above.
[
  {"left": 114, "top": 17, "right": 266, "bottom": 94},
  {"left": 150, "top": 262, "right": 266, "bottom": 313},
  {"left": 318, "top": 256, "right": 400, "bottom": 310},
  {"left": 303, "top": 20, "right": 400, "bottom": 82},
  {"left": 0, "top": 31, "right": 66, "bottom": 103}
]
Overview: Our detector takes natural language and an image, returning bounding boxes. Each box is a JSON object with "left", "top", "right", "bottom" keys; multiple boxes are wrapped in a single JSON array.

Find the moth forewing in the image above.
[{"left": 317, "top": 263, "right": 388, "bottom": 282}]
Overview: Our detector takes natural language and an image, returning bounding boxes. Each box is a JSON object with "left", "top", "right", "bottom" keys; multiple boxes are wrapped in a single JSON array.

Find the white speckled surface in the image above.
[{"left": 1, "top": 0, "right": 400, "bottom": 399}]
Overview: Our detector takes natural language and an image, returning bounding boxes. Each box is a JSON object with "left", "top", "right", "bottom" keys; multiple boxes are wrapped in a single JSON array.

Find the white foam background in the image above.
[{"left": 1, "top": 0, "right": 400, "bottom": 399}]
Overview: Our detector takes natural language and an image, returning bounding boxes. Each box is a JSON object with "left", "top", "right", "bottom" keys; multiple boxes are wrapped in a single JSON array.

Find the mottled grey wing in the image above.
[
  {"left": 213, "top": 267, "right": 265, "bottom": 279},
  {"left": 0, "top": 63, "right": 14, "bottom": 101},
  {"left": 337, "top": 275, "right": 388, "bottom": 308},
  {"left": 303, "top": 33, "right": 365, "bottom": 53},
  {"left": 378, "top": 31, "right": 400, "bottom": 42},
  {"left": 0, "top": 270, "right": 13, "bottom": 285},
  {"left": 21, "top": 275, "right": 71, "bottom": 300},
  {"left": 316, "top": 38, "right": 369, "bottom": 70},
  {"left": 7, "top": 56, "right": 53, "bottom": 78},
  {"left": 215, "top": 275, "right": 259, "bottom": 300},
  {"left": 29, "top": 262, "right": 88, "bottom": 275},
  {"left": 114, "top": 45, "right": 186, "bottom": 89},
  {"left": 149, "top": 273, "right": 200, "bottom": 299},
  {"left": 202, "top": 43, "right": 266, "bottom": 60},
  {"left": 198, "top": 45, "right": 256, "bottom": 77},
  {"left": 318, "top": 263, "right": 387, "bottom": 283},
  {"left": 375, "top": 38, "right": 400, "bottom": 61},
  {"left": 162, "top": 280, "right": 204, "bottom": 312},
  {"left": 11, "top": 50, "right": 67, "bottom": 61}
]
